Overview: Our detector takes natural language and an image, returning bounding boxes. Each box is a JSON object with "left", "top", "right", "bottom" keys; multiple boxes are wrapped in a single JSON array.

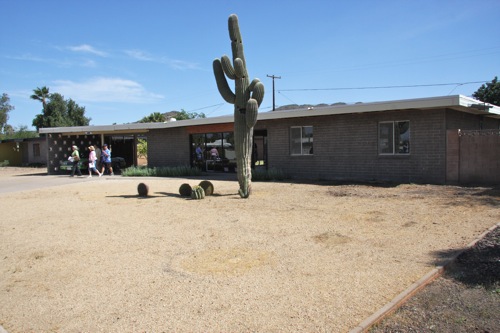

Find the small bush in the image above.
[
  {"left": 179, "top": 183, "right": 192, "bottom": 197},
  {"left": 122, "top": 166, "right": 153, "bottom": 177},
  {"left": 199, "top": 180, "right": 214, "bottom": 196},
  {"left": 122, "top": 165, "right": 201, "bottom": 177},
  {"left": 251, "top": 168, "right": 290, "bottom": 181},
  {"left": 137, "top": 183, "right": 149, "bottom": 197},
  {"left": 0, "top": 160, "right": 10, "bottom": 167}
]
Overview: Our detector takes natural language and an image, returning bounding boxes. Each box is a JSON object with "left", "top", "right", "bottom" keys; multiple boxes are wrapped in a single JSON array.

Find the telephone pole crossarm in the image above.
[{"left": 267, "top": 74, "right": 281, "bottom": 111}]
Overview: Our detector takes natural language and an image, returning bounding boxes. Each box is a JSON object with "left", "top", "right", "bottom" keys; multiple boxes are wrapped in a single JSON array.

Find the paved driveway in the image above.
[{"left": 0, "top": 170, "right": 107, "bottom": 195}]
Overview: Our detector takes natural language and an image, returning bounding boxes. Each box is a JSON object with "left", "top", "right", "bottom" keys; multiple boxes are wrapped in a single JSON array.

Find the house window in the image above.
[
  {"left": 290, "top": 126, "right": 313, "bottom": 155},
  {"left": 378, "top": 121, "right": 410, "bottom": 155},
  {"left": 33, "top": 143, "right": 41, "bottom": 157}
]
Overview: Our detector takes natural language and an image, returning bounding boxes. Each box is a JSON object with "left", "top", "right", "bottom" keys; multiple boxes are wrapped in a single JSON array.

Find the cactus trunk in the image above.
[
  {"left": 235, "top": 112, "right": 253, "bottom": 197},
  {"left": 213, "top": 14, "right": 265, "bottom": 198}
]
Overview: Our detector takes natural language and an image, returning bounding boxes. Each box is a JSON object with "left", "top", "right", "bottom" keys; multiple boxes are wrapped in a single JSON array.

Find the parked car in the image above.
[{"left": 59, "top": 157, "right": 126, "bottom": 173}]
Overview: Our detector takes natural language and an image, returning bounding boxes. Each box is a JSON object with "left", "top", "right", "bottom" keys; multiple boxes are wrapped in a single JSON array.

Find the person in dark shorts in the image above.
[
  {"left": 99, "top": 144, "right": 114, "bottom": 176},
  {"left": 70, "top": 145, "right": 82, "bottom": 177}
]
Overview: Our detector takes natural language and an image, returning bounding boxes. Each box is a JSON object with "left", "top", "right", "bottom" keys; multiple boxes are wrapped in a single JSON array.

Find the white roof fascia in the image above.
[
  {"left": 38, "top": 95, "right": 500, "bottom": 134},
  {"left": 38, "top": 115, "right": 235, "bottom": 134},
  {"left": 457, "top": 95, "right": 500, "bottom": 117},
  {"left": 258, "top": 95, "right": 500, "bottom": 120}
]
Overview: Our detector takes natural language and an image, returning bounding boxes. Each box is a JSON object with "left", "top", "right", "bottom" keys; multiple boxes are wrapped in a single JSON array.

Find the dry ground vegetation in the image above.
[
  {"left": 0, "top": 167, "right": 499, "bottom": 332},
  {"left": 370, "top": 225, "right": 499, "bottom": 333}
]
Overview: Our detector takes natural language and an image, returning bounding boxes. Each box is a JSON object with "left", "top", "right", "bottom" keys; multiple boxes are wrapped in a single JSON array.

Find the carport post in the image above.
[{"left": 133, "top": 134, "right": 138, "bottom": 167}]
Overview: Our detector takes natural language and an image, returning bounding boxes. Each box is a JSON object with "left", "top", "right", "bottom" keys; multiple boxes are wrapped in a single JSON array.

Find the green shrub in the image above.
[
  {"left": 199, "top": 180, "right": 214, "bottom": 196},
  {"left": 0, "top": 160, "right": 10, "bottom": 167},
  {"left": 251, "top": 168, "right": 290, "bottom": 181},
  {"left": 121, "top": 166, "right": 153, "bottom": 177},
  {"left": 122, "top": 165, "right": 201, "bottom": 178},
  {"left": 179, "top": 183, "right": 192, "bottom": 197}
]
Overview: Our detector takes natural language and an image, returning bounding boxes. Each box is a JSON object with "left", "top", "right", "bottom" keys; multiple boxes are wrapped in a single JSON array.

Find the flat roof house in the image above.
[{"left": 40, "top": 95, "right": 500, "bottom": 184}]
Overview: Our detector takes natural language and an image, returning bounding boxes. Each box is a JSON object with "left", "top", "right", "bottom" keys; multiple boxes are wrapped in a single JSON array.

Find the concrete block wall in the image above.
[
  {"left": 46, "top": 133, "right": 102, "bottom": 175},
  {"left": 261, "top": 109, "right": 447, "bottom": 183},
  {"left": 147, "top": 127, "right": 190, "bottom": 168},
  {"left": 144, "top": 107, "right": 492, "bottom": 184}
]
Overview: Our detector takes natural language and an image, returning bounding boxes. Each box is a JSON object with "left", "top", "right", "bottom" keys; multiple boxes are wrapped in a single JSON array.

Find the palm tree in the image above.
[
  {"left": 139, "top": 112, "right": 166, "bottom": 123},
  {"left": 30, "top": 86, "right": 50, "bottom": 111}
]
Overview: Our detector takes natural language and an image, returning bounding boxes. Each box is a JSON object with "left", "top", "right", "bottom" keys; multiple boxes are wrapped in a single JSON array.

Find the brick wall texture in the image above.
[{"left": 113, "top": 108, "right": 500, "bottom": 184}]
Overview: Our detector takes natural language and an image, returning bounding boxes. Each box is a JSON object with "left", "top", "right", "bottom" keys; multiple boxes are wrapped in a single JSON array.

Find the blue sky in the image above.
[{"left": 2, "top": 0, "right": 500, "bottom": 130}]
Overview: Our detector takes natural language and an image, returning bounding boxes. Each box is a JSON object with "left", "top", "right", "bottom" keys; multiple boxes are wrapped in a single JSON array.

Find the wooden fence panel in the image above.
[{"left": 456, "top": 130, "right": 500, "bottom": 184}]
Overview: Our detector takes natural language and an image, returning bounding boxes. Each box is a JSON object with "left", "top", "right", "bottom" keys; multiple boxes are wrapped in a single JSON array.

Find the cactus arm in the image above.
[
  {"left": 221, "top": 55, "right": 236, "bottom": 80},
  {"left": 250, "top": 80, "right": 265, "bottom": 107},
  {"left": 213, "top": 59, "right": 236, "bottom": 104},
  {"left": 234, "top": 58, "right": 246, "bottom": 78},
  {"left": 246, "top": 99, "right": 258, "bottom": 128},
  {"left": 234, "top": 58, "right": 250, "bottom": 110}
]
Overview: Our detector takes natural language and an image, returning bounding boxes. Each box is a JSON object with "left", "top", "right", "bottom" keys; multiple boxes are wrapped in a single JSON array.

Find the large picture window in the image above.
[
  {"left": 378, "top": 121, "right": 410, "bottom": 155},
  {"left": 290, "top": 126, "right": 313, "bottom": 155}
]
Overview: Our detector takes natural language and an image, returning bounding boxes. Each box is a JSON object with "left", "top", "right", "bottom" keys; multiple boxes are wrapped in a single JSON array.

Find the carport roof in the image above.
[{"left": 38, "top": 94, "right": 500, "bottom": 135}]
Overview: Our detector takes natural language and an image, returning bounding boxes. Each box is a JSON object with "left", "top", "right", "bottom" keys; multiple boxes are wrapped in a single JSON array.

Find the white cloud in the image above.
[
  {"left": 52, "top": 77, "right": 164, "bottom": 103},
  {"left": 125, "top": 49, "right": 200, "bottom": 70},
  {"left": 68, "top": 44, "right": 108, "bottom": 57},
  {"left": 167, "top": 59, "right": 200, "bottom": 70},
  {"left": 125, "top": 50, "right": 154, "bottom": 61}
]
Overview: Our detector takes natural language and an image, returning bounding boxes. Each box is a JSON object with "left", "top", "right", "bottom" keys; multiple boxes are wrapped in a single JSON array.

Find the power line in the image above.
[
  {"left": 187, "top": 103, "right": 225, "bottom": 112},
  {"left": 278, "top": 91, "right": 298, "bottom": 105},
  {"left": 278, "top": 81, "right": 488, "bottom": 92}
]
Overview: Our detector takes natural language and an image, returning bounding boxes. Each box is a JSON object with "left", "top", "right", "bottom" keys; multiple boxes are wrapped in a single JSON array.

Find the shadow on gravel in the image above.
[
  {"left": 106, "top": 194, "right": 168, "bottom": 199},
  {"left": 430, "top": 227, "right": 500, "bottom": 290},
  {"left": 472, "top": 186, "right": 500, "bottom": 198},
  {"left": 14, "top": 172, "right": 48, "bottom": 177}
]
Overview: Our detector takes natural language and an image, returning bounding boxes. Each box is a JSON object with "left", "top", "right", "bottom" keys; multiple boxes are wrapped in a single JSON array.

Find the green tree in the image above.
[
  {"left": 137, "top": 138, "right": 148, "bottom": 158},
  {"left": 3, "top": 124, "right": 14, "bottom": 136},
  {"left": 139, "top": 112, "right": 166, "bottom": 123},
  {"left": 66, "top": 98, "right": 89, "bottom": 126},
  {"left": 0, "top": 93, "right": 15, "bottom": 134},
  {"left": 0, "top": 124, "right": 38, "bottom": 140},
  {"left": 175, "top": 109, "right": 206, "bottom": 120},
  {"left": 473, "top": 77, "right": 500, "bottom": 106},
  {"left": 32, "top": 91, "right": 91, "bottom": 130}
]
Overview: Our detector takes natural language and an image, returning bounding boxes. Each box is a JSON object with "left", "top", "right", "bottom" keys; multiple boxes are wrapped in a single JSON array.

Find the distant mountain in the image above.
[
  {"left": 163, "top": 111, "right": 181, "bottom": 119},
  {"left": 274, "top": 102, "right": 348, "bottom": 111}
]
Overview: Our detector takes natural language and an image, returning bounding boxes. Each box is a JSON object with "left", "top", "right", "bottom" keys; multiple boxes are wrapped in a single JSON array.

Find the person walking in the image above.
[
  {"left": 87, "top": 146, "right": 102, "bottom": 178},
  {"left": 95, "top": 146, "right": 102, "bottom": 170},
  {"left": 70, "top": 145, "right": 82, "bottom": 177},
  {"left": 100, "top": 143, "right": 114, "bottom": 176}
]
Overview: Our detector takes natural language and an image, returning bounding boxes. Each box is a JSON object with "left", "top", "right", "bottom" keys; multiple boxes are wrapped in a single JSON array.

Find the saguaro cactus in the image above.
[{"left": 213, "top": 14, "right": 265, "bottom": 198}]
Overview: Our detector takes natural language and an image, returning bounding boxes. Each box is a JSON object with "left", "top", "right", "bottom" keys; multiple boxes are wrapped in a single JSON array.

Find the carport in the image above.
[{"left": 39, "top": 124, "right": 150, "bottom": 175}]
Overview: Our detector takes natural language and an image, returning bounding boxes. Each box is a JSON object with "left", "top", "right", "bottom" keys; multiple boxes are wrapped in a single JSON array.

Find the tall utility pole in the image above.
[{"left": 267, "top": 74, "right": 281, "bottom": 111}]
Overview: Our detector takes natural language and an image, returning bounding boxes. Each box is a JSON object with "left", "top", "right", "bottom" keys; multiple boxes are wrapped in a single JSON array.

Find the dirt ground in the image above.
[
  {"left": 0, "top": 167, "right": 499, "bottom": 332},
  {"left": 370, "top": 226, "right": 499, "bottom": 332}
]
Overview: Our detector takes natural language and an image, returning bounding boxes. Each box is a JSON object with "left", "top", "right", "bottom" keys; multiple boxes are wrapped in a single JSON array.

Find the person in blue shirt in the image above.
[{"left": 99, "top": 144, "right": 114, "bottom": 176}]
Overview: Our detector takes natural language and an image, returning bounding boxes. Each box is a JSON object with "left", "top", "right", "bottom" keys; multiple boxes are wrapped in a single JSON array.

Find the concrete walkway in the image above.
[{"left": 0, "top": 171, "right": 114, "bottom": 195}]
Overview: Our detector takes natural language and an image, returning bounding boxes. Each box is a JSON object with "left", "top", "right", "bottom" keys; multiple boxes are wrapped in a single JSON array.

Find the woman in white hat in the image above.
[{"left": 87, "top": 146, "right": 102, "bottom": 178}]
